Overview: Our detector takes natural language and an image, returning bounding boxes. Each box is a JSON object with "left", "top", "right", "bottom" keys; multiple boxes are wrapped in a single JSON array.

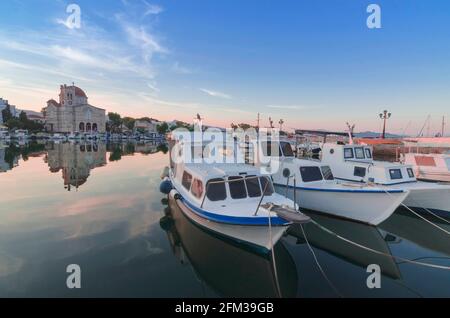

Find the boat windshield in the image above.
[
  {"left": 206, "top": 178, "right": 227, "bottom": 201},
  {"left": 261, "top": 141, "right": 281, "bottom": 157},
  {"left": 280, "top": 142, "right": 294, "bottom": 157}
]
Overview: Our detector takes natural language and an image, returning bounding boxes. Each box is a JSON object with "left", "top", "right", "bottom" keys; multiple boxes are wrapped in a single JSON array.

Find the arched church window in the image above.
[
  {"left": 86, "top": 123, "right": 92, "bottom": 132},
  {"left": 79, "top": 122, "right": 85, "bottom": 132},
  {"left": 92, "top": 123, "right": 98, "bottom": 132}
]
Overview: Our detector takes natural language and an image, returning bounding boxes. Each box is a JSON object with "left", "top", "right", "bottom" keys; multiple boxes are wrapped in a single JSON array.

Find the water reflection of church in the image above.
[{"left": 46, "top": 143, "right": 106, "bottom": 191}]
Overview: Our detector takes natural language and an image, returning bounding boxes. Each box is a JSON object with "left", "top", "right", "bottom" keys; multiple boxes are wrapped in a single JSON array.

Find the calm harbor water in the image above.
[{"left": 0, "top": 141, "right": 449, "bottom": 297}]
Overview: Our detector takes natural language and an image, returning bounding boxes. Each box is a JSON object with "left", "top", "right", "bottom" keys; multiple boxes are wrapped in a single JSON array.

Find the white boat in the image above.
[
  {"left": 165, "top": 162, "right": 309, "bottom": 253},
  {"left": 256, "top": 140, "right": 408, "bottom": 225},
  {"left": 51, "top": 133, "right": 67, "bottom": 141},
  {"left": 12, "top": 129, "right": 28, "bottom": 140},
  {"left": 0, "top": 127, "right": 11, "bottom": 141},
  {"left": 401, "top": 152, "right": 450, "bottom": 183},
  {"left": 320, "top": 142, "right": 450, "bottom": 215}
]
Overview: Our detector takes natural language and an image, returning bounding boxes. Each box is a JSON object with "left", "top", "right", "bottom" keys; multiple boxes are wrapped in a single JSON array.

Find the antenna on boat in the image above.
[
  {"left": 442, "top": 116, "right": 445, "bottom": 137},
  {"left": 346, "top": 122, "right": 355, "bottom": 145}
]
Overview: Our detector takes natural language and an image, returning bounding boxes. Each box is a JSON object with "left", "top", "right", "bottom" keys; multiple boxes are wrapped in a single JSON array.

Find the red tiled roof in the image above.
[
  {"left": 74, "top": 86, "right": 87, "bottom": 98},
  {"left": 47, "top": 99, "right": 61, "bottom": 107}
]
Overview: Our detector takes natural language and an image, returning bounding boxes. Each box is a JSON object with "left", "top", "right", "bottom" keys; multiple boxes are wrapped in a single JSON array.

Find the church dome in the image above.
[{"left": 74, "top": 86, "right": 87, "bottom": 98}]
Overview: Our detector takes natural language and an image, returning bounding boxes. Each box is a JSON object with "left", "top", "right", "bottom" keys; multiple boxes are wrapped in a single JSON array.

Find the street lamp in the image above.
[{"left": 379, "top": 110, "right": 392, "bottom": 139}]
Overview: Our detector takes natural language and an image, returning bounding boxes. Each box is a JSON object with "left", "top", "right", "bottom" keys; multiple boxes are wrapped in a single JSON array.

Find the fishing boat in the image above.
[
  {"left": 161, "top": 198, "right": 298, "bottom": 297},
  {"left": 320, "top": 142, "right": 450, "bottom": 215},
  {"left": 162, "top": 161, "right": 309, "bottom": 253},
  {"left": 401, "top": 152, "right": 450, "bottom": 183},
  {"left": 256, "top": 140, "right": 409, "bottom": 225},
  {"left": 0, "top": 126, "right": 10, "bottom": 141},
  {"left": 12, "top": 129, "right": 28, "bottom": 140}
]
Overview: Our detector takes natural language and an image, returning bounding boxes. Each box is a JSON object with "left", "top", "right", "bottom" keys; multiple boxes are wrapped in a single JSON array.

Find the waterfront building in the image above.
[
  {"left": 135, "top": 118, "right": 159, "bottom": 134},
  {"left": 42, "top": 84, "right": 106, "bottom": 134},
  {"left": 0, "top": 98, "right": 18, "bottom": 123}
]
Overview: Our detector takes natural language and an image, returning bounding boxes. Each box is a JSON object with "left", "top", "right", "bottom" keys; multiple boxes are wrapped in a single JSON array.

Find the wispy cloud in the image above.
[
  {"left": 143, "top": 1, "right": 164, "bottom": 16},
  {"left": 171, "top": 62, "right": 192, "bottom": 74},
  {"left": 200, "top": 88, "right": 232, "bottom": 99}
]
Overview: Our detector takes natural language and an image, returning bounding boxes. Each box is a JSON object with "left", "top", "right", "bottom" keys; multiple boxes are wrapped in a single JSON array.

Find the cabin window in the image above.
[
  {"left": 261, "top": 141, "right": 281, "bottom": 157},
  {"left": 355, "top": 147, "right": 365, "bottom": 159},
  {"left": 300, "top": 166, "right": 323, "bottom": 182},
  {"left": 407, "top": 168, "right": 415, "bottom": 178},
  {"left": 191, "top": 179, "right": 204, "bottom": 199},
  {"left": 245, "top": 176, "right": 262, "bottom": 198},
  {"left": 389, "top": 169, "right": 403, "bottom": 180},
  {"left": 354, "top": 166, "right": 366, "bottom": 178},
  {"left": 321, "top": 166, "right": 334, "bottom": 180},
  {"left": 259, "top": 176, "right": 274, "bottom": 196},
  {"left": 365, "top": 148, "right": 372, "bottom": 159},
  {"left": 206, "top": 178, "right": 227, "bottom": 201},
  {"left": 229, "top": 176, "right": 247, "bottom": 199},
  {"left": 344, "top": 148, "right": 354, "bottom": 159},
  {"left": 280, "top": 142, "right": 294, "bottom": 157},
  {"left": 182, "top": 171, "right": 193, "bottom": 190}
]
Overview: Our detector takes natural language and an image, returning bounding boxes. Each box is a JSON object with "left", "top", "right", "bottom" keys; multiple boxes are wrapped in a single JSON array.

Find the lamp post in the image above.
[{"left": 379, "top": 110, "right": 391, "bottom": 139}]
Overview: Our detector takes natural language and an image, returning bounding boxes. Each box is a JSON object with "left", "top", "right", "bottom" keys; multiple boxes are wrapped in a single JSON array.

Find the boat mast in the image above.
[{"left": 442, "top": 116, "right": 445, "bottom": 137}]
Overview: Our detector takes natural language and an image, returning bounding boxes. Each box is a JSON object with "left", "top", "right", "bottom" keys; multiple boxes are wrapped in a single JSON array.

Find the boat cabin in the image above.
[
  {"left": 321, "top": 143, "right": 417, "bottom": 185},
  {"left": 255, "top": 140, "right": 336, "bottom": 187},
  {"left": 171, "top": 163, "right": 275, "bottom": 208}
]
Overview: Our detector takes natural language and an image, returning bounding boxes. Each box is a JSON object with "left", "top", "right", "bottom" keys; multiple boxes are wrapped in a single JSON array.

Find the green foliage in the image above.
[
  {"left": 231, "top": 123, "right": 253, "bottom": 130},
  {"left": 107, "top": 112, "right": 122, "bottom": 133},
  {"left": 5, "top": 111, "right": 44, "bottom": 133},
  {"left": 156, "top": 122, "right": 169, "bottom": 134},
  {"left": 122, "top": 117, "right": 135, "bottom": 131},
  {"left": 1, "top": 105, "right": 13, "bottom": 123}
]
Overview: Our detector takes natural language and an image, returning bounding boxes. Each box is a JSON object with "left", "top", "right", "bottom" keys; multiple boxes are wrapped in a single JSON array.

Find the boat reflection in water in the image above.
[
  {"left": 286, "top": 213, "right": 401, "bottom": 280},
  {"left": 161, "top": 196, "right": 299, "bottom": 297},
  {"left": 380, "top": 208, "right": 450, "bottom": 257}
]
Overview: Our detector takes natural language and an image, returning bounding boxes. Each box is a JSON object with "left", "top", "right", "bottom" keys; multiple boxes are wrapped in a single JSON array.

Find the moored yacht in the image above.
[
  {"left": 320, "top": 142, "right": 450, "bottom": 215},
  {"left": 401, "top": 152, "right": 450, "bottom": 183},
  {"left": 164, "top": 162, "right": 309, "bottom": 253},
  {"left": 255, "top": 140, "right": 409, "bottom": 225}
]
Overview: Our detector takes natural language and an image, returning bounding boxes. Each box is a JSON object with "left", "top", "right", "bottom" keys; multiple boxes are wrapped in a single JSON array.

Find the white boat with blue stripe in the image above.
[
  {"left": 256, "top": 140, "right": 409, "bottom": 225},
  {"left": 321, "top": 143, "right": 450, "bottom": 216},
  {"left": 166, "top": 162, "right": 309, "bottom": 253}
]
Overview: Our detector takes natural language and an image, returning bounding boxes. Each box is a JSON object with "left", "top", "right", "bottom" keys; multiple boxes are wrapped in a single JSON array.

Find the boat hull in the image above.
[
  {"left": 403, "top": 186, "right": 450, "bottom": 214},
  {"left": 169, "top": 190, "right": 288, "bottom": 253},
  {"left": 274, "top": 185, "right": 408, "bottom": 225}
]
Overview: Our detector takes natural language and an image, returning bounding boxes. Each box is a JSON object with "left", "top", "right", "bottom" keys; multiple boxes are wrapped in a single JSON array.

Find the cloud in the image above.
[
  {"left": 171, "top": 62, "right": 192, "bottom": 74},
  {"left": 200, "top": 88, "right": 232, "bottom": 99},
  {"left": 143, "top": 1, "right": 164, "bottom": 16}
]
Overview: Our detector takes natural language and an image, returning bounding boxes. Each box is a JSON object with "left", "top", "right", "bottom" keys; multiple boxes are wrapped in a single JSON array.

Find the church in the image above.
[{"left": 42, "top": 84, "right": 106, "bottom": 133}]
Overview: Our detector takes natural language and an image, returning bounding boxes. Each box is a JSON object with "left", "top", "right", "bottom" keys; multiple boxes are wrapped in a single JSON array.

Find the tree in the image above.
[
  {"left": 231, "top": 123, "right": 253, "bottom": 130},
  {"left": 19, "top": 111, "right": 27, "bottom": 122},
  {"left": 122, "top": 117, "right": 135, "bottom": 131},
  {"left": 107, "top": 112, "right": 122, "bottom": 133},
  {"left": 1, "top": 105, "right": 12, "bottom": 123},
  {"left": 157, "top": 122, "right": 169, "bottom": 134}
]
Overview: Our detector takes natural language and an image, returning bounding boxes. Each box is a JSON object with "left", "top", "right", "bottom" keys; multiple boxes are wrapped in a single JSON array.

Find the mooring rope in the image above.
[
  {"left": 309, "top": 219, "right": 450, "bottom": 271},
  {"left": 300, "top": 223, "right": 343, "bottom": 298},
  {"left": 403, "top": 196, "right": 450, "bottom": 226},
  {"left": 381, "top": 189, "right": 450, "bottom": 236}
]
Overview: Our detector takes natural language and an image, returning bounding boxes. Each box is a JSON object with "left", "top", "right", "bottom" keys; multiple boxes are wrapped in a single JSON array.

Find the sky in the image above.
[{"left": 0, "top": 0, "right": 449, "bottom": 135}]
